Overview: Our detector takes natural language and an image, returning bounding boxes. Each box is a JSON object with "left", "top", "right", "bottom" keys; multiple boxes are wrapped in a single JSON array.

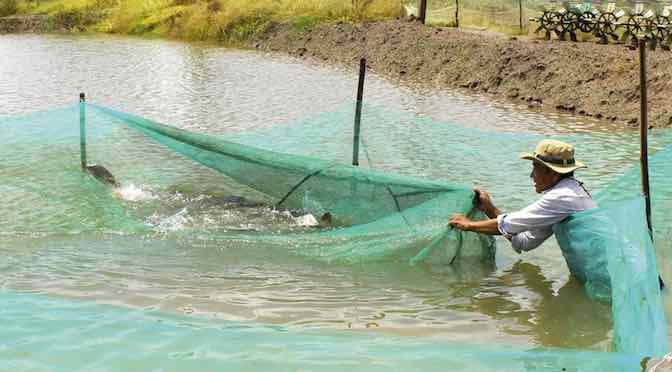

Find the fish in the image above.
[{"left": 86, "top": 164, "right": 119, "bottom": 187}]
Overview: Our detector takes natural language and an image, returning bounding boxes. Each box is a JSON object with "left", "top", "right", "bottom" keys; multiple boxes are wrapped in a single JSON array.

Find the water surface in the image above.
[{"left": 0, "top": 34, "right": 669, "bottom": 368}]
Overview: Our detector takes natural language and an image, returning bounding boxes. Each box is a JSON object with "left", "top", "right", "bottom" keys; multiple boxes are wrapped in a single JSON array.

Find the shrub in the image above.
[
  {"left": 290, "top": 15, "right": 321, "bottom": 33},
  {"left": 0, "top": 0, "right": 18, "bottom": 17},
  {"left": 214, "top": 9, "right": 274, "bottom": 43}
]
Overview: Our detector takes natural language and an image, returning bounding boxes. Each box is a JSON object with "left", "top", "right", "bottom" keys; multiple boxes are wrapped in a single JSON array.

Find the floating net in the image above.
[
  {"left": 0, "top": 101, "right": 669, "bottom": 367},
  {"left": 83, "top": 103, "right": 498, "bottom": 266},
  {"left": 0, "top": 289, "right": 646, "bottom": 372}
]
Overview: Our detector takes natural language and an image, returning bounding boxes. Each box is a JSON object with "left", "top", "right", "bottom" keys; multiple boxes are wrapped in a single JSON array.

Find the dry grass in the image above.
[{"left": 16, "top": 0, "right": 403, "bottom": 42}]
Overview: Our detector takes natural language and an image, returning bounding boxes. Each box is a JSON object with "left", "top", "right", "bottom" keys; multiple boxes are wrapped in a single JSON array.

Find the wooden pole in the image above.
[
  {"left": 455, "top": 0, "right": 459, "bottom": 28},
  {"left": 519, "top": 0, "right": 523, "bottom": 33},
  {"left": 353, "top": 58, "right": 366, "bottom": 167},
  {"left": 639, "top": 38, "right": 665, "bottom": 290},
  {"left": 79, "top": 92, "right": 87, "bottom": 170},
  {"left": 418, "top": 0, "right": 427, "bottom": 24},
  {"left": 639, "top": 39, "right": 652, "bottom": 236}
]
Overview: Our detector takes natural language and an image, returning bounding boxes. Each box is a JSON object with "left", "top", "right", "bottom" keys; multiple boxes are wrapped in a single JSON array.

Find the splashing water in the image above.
[{"left": 113, "top": 183, "right": 157, "bottom": 202}]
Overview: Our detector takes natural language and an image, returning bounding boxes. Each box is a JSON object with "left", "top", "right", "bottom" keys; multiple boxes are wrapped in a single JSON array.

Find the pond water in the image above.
[{"left": 0, "top": 34, "right": 670, "bottom": 369}]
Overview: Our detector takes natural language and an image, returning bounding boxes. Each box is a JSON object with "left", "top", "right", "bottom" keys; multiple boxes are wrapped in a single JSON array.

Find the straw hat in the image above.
[{"left": 520, "top": 139, "right": 587, "bottom": 174}]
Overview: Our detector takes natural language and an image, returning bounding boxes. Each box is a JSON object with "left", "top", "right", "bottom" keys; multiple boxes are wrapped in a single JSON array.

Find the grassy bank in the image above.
[{"left": 7, "top": 0, "right": 403, "bottom": 43}]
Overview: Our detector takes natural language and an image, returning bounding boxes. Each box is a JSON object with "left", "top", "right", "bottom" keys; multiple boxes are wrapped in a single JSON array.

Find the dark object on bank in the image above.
[
  {"left": 86, "top": 164, "right": 119, "bottom": 187},
  {"left": 530, "top": 3, "right": 672, "bottom": 50}
]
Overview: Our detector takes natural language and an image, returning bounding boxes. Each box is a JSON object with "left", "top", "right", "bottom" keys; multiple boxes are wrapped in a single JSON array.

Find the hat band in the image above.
[{"left": 535, "top": 153, "right": 576, "bottom": 166}]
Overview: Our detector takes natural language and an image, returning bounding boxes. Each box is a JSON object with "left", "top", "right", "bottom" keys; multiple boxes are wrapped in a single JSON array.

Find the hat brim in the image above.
[{"left": 520, "top": 152, "right": 587, "bottom": 174}]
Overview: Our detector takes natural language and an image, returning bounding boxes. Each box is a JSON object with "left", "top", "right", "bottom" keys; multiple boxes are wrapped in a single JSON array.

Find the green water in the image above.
[
  {"left": 1, "top": 34, "right": 671, "bottom": 370},
  {"left": 2, "top": 290, "right": 646, "bottom": 371}
]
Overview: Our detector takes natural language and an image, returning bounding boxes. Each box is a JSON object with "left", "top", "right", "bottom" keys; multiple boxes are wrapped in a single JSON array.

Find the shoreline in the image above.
[
  {"left": 249, "top": 19, "right": 672, "bottom": 129},
  {"left": 3, "top": 15, "right": 672, "bottom": 128}
]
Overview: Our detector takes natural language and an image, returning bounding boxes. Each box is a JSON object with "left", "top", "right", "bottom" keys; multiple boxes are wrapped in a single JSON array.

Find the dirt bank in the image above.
[{"left": 250, "top": 19, "right": 672, "bottom": 128}]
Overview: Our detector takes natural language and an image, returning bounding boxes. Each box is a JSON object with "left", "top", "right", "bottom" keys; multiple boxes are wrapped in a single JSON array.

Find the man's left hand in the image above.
[{"left": 448, "top": 214, "right": 473, "bottom": 231}]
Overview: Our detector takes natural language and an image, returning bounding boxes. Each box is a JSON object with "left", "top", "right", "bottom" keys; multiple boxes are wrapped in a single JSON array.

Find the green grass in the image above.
[
  {"left": 289, "top": 15, "right": 323, "bottom": 33},
  {"left": 6, "top": 0, "right": 561, "bottom": 41},
  {"left": 0, "top": 0, "right": 18, "bottom": 17},
  {"left": 11, "top": 0, "right": 404, "bottom": 42}
]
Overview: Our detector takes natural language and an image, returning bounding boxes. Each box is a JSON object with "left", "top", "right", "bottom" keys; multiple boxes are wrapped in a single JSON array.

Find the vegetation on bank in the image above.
[
  {"left": 3, "top": 0, "right": 403, "bottom": 43},
  {"left": 1, "top": 0, "right": 18, "bottom": 17},
  {"left": 0, "top": 0, "right": 559, "bottom": 40}
]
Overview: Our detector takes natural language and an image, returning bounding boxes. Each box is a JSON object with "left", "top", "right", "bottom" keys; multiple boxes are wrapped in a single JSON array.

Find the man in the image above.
[
  {"left": 448, "top": 139, "right": 595, "bottom": 254},
  {"left": 450, "top": 138, "right": 666, "bottom": 294}
]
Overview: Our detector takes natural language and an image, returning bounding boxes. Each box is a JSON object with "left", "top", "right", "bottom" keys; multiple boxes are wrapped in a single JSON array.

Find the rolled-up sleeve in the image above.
[
  {"left": 498, "top": 197, "right": 570, "bottom": 235},
  {"left": 496, "top": 194, "right": 579, "bottom": 253},
  {"left": 509, "top": 228, "right": 554, "bottom": 253},
  {"left": 496, "top": 179, "right": 597, "bottom": 253},
  {"left": 496, "top": 213, "right": 555, "bottom": 253}
]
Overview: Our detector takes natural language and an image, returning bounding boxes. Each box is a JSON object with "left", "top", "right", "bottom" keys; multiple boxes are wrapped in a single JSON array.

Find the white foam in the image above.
[
  {"left": 294, "top": 213, "right": 319, "bottom": 227},
  {"left": 113, "top": 184, "right": 157, "bottom": 202},
  {"left": 146, "top": 208, "right": 191, "bottom": 232}
]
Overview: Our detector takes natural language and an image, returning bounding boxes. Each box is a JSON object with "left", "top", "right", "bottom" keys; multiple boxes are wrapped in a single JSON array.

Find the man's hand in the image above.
[
  {"left": 474, "top": 188, "right": 500, "bottom": 219},
  {"left": 449, "top": 214, "right": 500, "bottom": 235},
  {"left": 448, "top": 214, "right": 473, "bottom": 231}
]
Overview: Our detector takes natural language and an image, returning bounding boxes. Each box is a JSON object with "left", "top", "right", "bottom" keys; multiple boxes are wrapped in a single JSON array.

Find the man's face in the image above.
[{"left": 530, "top": 162, "right": 558, "bottom": 193}]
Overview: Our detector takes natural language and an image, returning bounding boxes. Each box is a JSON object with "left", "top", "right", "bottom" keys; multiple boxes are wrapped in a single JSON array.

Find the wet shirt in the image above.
[{"left": 496, "top": 178, "right": 597, "bottom": 253}]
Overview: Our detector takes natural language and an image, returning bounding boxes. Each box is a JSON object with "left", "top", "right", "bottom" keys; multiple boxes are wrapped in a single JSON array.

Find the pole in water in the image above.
[
  {"left": 639, "top": 39, "right": 652, "bottom": 236},
  {"left": 638, "top": 38, "right": 664, "bottom": 289},
  {"left": 352, "top": 58, "right": 366, "bottom": 167},
  {"left": 418, "top": 0, "right": 427, "bottom": 24},
  {"left": 79, "top": 92, "right": 87, "bottom": 170}
]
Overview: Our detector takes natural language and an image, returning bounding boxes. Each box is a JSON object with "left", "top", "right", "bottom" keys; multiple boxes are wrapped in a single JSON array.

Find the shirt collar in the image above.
[{"left": 542, "top": 177, "right": 575, "bottom": 194}]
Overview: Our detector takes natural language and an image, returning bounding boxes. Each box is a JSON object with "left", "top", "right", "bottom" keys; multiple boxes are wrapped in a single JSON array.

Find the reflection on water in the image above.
[
  {"left": 0, "top": 33, "right": 668, "bottom": 355},
  {"left": 470, "top": 262, "right": 612, "bottom": 349},
  {"left": 0, "top": 34, "right": 648, "bottom": 138}
]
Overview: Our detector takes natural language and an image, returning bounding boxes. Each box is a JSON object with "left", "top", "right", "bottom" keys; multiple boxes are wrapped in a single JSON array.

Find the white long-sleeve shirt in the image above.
[{"left": 496, "top": 178, "right": 597, "bottom": 253}]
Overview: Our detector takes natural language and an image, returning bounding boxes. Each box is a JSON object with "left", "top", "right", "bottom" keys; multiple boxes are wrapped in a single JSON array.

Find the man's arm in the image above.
[
  {"left": 498, "top": 197, "right": 573, "bottom": 235},
  {"left": 448, "top": 189, "right": 502, "bottom": 235},
  {"left": 448, "top": 214, "right": 554, "bottom": 253},
  {"left": 450, "top": 188, "right": 564, "bottom": 252},
  {"left": 448, "top": 215, "right": 500, "bottom": 235}
]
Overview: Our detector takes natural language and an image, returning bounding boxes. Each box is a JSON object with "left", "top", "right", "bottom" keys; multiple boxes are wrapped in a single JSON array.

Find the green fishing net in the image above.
[
  {"left": 88, "top": 103, "right": 668, "bottom": 358},
  {"left": 0, "top": 101, "right": 669, "bottom": 366},
  {"left": 87, "top": 103, "right": 496, "bottom": 266},
  {"left": 554, "top": 197, "right": 668, "bottom": 357}
]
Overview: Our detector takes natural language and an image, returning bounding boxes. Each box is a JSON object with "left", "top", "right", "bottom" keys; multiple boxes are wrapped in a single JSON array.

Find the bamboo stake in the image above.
[
  {"left": 353, "top": 58, "right": 366, "bottom": 167},
  {"left": 418, "top": 0, "right": 427, "bottom": 24},
  {"left": 455, "top": 0, "right": 459, "bottom": 28},
  {"left": 639, "top": 39, "right": 652, "bottom": 236},
  {"left": 519, "top": 0, "right": 523, "bottom": 33},
  {"left": 79, "top": 92, "right": 87, "bottom": 170}
]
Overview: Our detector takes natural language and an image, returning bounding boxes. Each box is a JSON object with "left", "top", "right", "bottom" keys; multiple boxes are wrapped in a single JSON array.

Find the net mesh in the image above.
[
  {"left": 0, "top": 102, "right": 669, "bottom": 366},
  {"left": 88, "top": 103, "right": 496, "bottom": 266}
]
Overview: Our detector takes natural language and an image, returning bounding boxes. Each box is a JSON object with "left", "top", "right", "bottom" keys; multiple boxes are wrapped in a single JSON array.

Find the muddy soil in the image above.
[{"left": 250, "top": 19, "right": 672, "bottom": 128}]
